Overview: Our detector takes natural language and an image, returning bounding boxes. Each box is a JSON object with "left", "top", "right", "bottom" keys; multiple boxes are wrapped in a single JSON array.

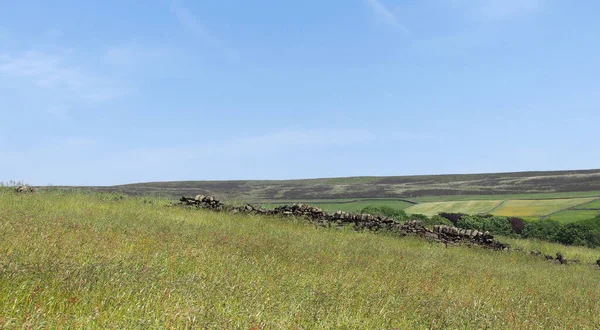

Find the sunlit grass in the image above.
[
  {"left": 1, "top": 191, "right": 600, "bottom": 328},
  {"left": 405, "top": 200, "right": 502, "bottom": 216},
  {"left": 491, "top": 198, "right": 597, "bottom": 217},
  {"left": 574, "top": 199, "right": 600, "bottom": 210},
  {"left": 547, "top": 209, "right": 600, "bottom": 223}
]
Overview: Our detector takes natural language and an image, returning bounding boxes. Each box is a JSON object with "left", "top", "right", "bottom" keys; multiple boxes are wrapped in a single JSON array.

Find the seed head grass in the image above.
[{"left": 1, "top": 191, "right": 599, "bottom": 328}]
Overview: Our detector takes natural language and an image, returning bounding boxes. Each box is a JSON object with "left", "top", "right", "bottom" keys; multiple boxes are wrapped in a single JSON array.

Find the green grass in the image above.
[
  {"left": 412, "top": 190, "right": 600, "bottom": 203},
  {"left": 498, "top": 236, "right": 600, "bottom": 263},
  {"left": 573, "top": 199, "right": 600, "bottom": 210},
  {"left": 405, "top": 200, "right": 503, "bottom": 216},
  {"left": 491, "top": 198, "right": 597, "bottom": 217},
  {"left": 1, "top": 191, "right": 600, "bottom": 328},
  {"left": 546, "top": 210, "right": 600, "bottom": 223},
  {"left": 403, "top": 197, "right": 600, "bottom": 220}
]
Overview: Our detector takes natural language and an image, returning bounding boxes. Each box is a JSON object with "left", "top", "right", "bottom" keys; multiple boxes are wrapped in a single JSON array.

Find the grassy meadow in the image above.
[
  {"left": 1, "top": 191, "right": 600, "bottom": 328},
  {"left": 491, "top": 198, "right": 597, "bottom": 217},
  {"left": 405, "top": 200, "right": 503, "bottom": 216},
  {"left": 575, "top": 199, "right": 600, "bottom": 210},
  {"left": 546, "top": 210, "right": 600, "bottom": 223},
  {"left": 262, "top": 194, "right": 600, "bottom": 223}
]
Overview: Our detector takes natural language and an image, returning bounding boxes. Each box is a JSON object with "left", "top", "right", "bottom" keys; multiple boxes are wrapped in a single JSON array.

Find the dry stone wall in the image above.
[
  {"left": 179, "top": 195, "right": 510, "bottom": 250},
  {"left": 15, "top": 185, "right": 36, "bottom": 193}
]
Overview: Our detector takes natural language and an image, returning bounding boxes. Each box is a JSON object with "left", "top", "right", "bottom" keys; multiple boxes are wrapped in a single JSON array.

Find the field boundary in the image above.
[
  {"left": 570, "top": 198, "right": 600, "bottom": 210},
  {"left": 486, "top": 200, "right": 509, "bottom": 214},
  {"left": 541, "top": 198, "right": 600, "bottom": 220}
]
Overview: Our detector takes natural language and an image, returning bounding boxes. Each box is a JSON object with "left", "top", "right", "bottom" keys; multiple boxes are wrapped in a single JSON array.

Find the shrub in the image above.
[
  {"left": 522, "top": 219, "right": 563, "bottom": 242},
  {"left": 438, "top": 212, "right": 466, "bottom": 226},
  {"left": 407, "top": 213, "right": 429, "bottom": 222},
  {"left": 456, "top": 215, "right": 487, "bottom": 231},
  {"left": 484, "top": 216, "right": 515, "bottom": 237},
  {"left": 455, "top": 215, "right": 515, "bottom": 237},
  {"left": 360, "top": 205, "right": 407, "bottom": 221},
  {"left": 556, "top": 223, "right": 589, "bottom": 246},
  {"left": 427, "top": 215, "right": 453, "bottom": 226},
  {"left": 508, "top": 217, "right": 526, "bottom": 235}
]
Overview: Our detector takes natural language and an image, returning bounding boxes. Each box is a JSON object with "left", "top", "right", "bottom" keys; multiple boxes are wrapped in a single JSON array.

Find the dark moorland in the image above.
[{"left": 59, "top": 169, "right": 600, "bottom": 201}]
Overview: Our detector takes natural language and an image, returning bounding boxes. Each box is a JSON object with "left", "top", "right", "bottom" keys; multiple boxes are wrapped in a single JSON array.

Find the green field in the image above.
[
  {"left": 262, "top": 196, "right": 600, "bottom": 221},
  {"left": 2, "top": 191, "right": 600, "bottom": 328},
  {"left": 411, "top": 190, "right": 600, "bottom": 203},
  {"left": 405, "top": 200, "right": 503, "bottom": 216},
  {"left": 547, "top": 210, "right": 600, "bottom": 223},
  {"left": 491, "top": 198, "right": 597, "bottom": 217},
  {"left": 573, "top": 199, "right": 600, "bottom": 210},
  {"left": 401, "top": 197, "right": 600, "bottom": 221}
]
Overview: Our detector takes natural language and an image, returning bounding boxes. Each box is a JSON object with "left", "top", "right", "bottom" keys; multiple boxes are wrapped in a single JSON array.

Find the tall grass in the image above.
[{"left": 1, "top": 191, "right": 600, "bottom": 328}]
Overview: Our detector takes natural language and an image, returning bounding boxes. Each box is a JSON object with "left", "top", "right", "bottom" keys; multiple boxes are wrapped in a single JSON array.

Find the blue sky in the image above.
[{"left": 1, "top": 0, "right": 599, "bottom": 186}]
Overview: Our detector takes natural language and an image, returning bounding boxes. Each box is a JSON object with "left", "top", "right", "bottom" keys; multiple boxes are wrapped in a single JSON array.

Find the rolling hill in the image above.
[{"left": 65, "top": 169, "right": 600, "bottom": 202}]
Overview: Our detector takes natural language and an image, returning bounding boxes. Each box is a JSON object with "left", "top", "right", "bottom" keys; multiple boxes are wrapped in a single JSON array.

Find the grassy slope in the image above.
[{"left": 1, "top": 192, "right": 600, "bottom": 328}]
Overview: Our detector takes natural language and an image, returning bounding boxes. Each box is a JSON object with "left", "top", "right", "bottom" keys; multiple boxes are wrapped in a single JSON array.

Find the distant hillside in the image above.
[{"left": 67, "top": 169, "right": 600, "bottom": 202}]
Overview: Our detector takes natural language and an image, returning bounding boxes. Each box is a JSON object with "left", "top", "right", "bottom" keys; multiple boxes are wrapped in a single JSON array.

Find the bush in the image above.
[
  {"left": 508, "top": 217, "right": 526, "bottom": 235},
  {"left": 407, "top": 213, "right": 429, "bottom": 221},
  {"left": 443, "top": 211, "right": 600, "bottom": 247},
  {"left": 522, "top": 219, "right": 562, "bottom": 242},
  {"left": 438, "top": 213, "right": 467, "bottom": 226},
  {"left": 427, "top": 215, "right": 453, "bottom": 226},
  {"left": 556, "top": 223, "right": 589, "bottom": 246},
  {"left": 455, "top": 215, "right": 515, "bottom": 237},
  {"left": 485, "top": 216, "right": 515, "bottom": 237},
  {"left": 360, "top": 205, "right": 407, "bottom": 221},
  {"left": 456, "top": 215, "right": 486, "bottom": 231},
  {"left": 557, "top": 218, "right": 600, "bottom": 248}
]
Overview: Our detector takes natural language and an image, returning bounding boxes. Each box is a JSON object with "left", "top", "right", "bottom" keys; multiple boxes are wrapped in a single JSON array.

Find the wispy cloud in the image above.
[
  {"left": 456, "top": 0, "right": 546, "bottom": 20},
  {"left": 170, "top": 1, "right": 237, "bottom": 60},
  {"left": 365, "top": 0, "right": 410, "bottom": 35},
  {"left": 0, "top": 50, "right": 129, "bottom": 117}
]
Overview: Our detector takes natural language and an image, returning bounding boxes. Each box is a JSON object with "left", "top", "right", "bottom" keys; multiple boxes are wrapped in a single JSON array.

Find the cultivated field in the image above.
[
  {"left": 1, "top": 191, "right": 600, "bottom": 328},
  {"left": 405, "top": 200, "right": 503, "bottom": 216},
  {"left": 545, "top": 210, "right": 600, "bottom": 223},
  {"left": 310, "top": 196, "right": 600, "bottom": 223},
  {"left": 575, "top": 199, "right": 600, "bottom": 210},
  {"left": 398, "top": 197, "right": 599, "bottom": 222},
  {"left": 491, "top": 198, "right": 598, "bottom": 217}
]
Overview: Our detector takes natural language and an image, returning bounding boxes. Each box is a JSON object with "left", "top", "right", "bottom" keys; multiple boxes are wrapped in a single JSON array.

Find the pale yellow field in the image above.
[
  {"left": 405, "top": 198, "right": 599, "bottom": 218},
  {"left": 405, "top": 200, "right": 503, "bottom": 216},
  {"left": 491, "top": 198, "right": 598, "bottom": 217}
]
